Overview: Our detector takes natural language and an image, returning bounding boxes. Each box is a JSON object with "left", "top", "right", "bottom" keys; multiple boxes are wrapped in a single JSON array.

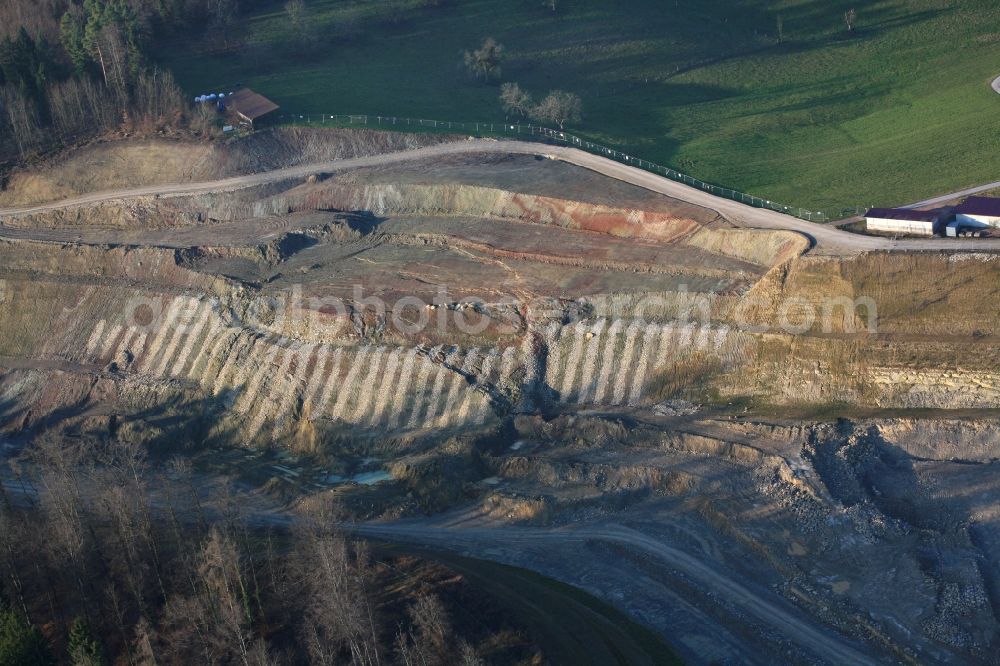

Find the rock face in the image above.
[
  {"left": 872, "top": 419, "right": 1000, "bottom": 461},
  {"left": 3, "top": 132, "right": 1000, "bottom": 665},
  {"left": 2, "top": 149, "right": 1000, "bottom": 444},
  {"left": 6, "top": 260, "right": 997, "bottom": 446}
]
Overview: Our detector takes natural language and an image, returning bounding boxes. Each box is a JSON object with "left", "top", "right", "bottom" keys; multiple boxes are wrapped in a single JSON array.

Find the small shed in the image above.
[
  {"left": 864, "top": 207, "right": 943, "bottom": 236},
  {"left": 224, "top": 88, "right": 280, "bottom": 127},
  {"left": 953, "top": 197, "right": 1000, "bottom": 228}
]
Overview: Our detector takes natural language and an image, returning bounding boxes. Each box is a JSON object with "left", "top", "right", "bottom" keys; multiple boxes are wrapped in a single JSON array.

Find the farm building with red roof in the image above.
[{"left": 225, "top": 88, "right": 279, "bottom": 126}]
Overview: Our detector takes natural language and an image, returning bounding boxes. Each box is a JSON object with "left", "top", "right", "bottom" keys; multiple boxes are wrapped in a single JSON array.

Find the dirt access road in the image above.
[
  {"left": 351, "top": 519, "right": 881, "bottom": 665},
  {"left": 0, "top": 461, "right": 873, "bottom": 664},
  {"left": 2, "top": 139, "right": 999, "bottom": 255}
]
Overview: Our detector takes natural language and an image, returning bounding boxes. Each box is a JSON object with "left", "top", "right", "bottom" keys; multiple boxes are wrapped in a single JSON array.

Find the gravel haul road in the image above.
[
  {"left": 352, "top": 520, "right": 880, "bottom": 665},
  {"left": 2, "top": 139, "right": 999, "bottom": 254}
]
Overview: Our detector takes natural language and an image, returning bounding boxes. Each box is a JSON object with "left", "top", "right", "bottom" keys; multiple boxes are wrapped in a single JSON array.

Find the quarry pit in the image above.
[{"left": 2, "top": 128, "right": 1000, "bottom": 665}]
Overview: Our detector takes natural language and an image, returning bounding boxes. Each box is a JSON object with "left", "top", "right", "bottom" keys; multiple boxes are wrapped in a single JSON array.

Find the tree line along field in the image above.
[{"left": 152, "top": 0, "right": 1000, "bottom": 213}]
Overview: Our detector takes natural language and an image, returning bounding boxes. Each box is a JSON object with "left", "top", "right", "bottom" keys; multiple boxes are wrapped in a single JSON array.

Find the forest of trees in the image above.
[
  {"left": 0, "top": 0, "right": 255, "bottom": 162},
  {"left": 0, "top": 435, "right": 507, "bottom": 665}
]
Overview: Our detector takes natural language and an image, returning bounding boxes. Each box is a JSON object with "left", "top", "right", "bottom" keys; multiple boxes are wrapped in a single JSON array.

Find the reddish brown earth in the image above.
[{"left": 1, "top": 131, "right": 1000, "bottom": 666}]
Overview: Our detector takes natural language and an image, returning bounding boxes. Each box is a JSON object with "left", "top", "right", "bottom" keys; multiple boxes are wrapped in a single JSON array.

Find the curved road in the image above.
[
  {"left": 0, "top": 461, "right": 879, "bottom": 665},
  {"left": 2, "top": 139, "right": 1000, "bottom": 254},
  {"left": 0, "top": 138, "right": 978, "bottom": 663},
  {"left": 352, "top": 520, "right": 880, "bottom": 665}
]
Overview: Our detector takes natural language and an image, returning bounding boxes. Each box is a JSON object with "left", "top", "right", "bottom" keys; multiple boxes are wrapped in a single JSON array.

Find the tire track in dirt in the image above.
[{"left": 5, "top": 138, "right": 1000, "bottom": 253}]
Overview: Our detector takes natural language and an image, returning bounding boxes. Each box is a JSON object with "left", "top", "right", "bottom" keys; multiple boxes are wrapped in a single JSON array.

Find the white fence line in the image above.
[{"left": 275, "top": 113, "right": 868, "bottom": 222}]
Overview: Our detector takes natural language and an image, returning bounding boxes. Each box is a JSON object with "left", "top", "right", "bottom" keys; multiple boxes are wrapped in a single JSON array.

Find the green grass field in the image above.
[{"left": 156, "top": 0, "right": 1000, "bottom": 212}]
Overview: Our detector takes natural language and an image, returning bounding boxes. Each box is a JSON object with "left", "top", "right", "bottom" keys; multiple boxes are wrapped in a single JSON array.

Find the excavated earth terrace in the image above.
[{"left": 1, "top": 130, "right": 1000, "bottom": 665}]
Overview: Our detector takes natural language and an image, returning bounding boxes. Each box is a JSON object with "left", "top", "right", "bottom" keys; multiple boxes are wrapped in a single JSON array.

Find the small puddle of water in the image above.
[
  {"left": 352, "top": 471, "right": 393, "bottom": 485},
  {"left": 324, "top": 471, "right": 392, "bottom": 486}
]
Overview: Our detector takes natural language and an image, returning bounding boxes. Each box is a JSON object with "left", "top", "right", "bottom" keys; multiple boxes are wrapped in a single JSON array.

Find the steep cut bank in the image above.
[
  {"left": 1, "top": 145, "right": 999, "bottom": 445},
  {"left": 2, "top": 230, "right": 998, "bottom": 447},
  {"left": 3, "top": 135, "right": 1000, "bottom": 666}
]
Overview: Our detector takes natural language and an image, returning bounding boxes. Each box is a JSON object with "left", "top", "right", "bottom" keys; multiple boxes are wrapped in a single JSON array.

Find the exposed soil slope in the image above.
[
  {"left": 1, "top": 130, "right": 999, "bottom": 665},
  {"left": 0, "top": 127, "right": 454, "bottom": 207},
  {"left": 5, "top": 137, "right": 1000, "bottom": 254}
]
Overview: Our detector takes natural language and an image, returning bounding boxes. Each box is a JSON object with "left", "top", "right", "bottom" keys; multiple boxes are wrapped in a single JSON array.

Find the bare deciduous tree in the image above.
[
  {"left": 463, "top": 37, "right": 504, "bottom": 81},
  {"left": 290, "top": 505, "right": 382, "bottom": 666},
  {"left": 844, "top": 8, "right": 857, "bottom": 32},
  {"left": 0, "top": 495, "right": 30, "bottom": 619},
  {"left": 31, "top": 435, "right": 96, "bottom": 607},
  {"left": 132, "top": 616, "right": 158, "bottom": 666},
  {"left": 207, "top": 0, "right": 241, "bottom": 36},
  {"left": 283, "top": 0, "right": 320, "bottom": 49},
  {"left": 531, "top": 90, "right": 583, "bottom": 129},
  {"left": 395, "top": 593, "right": 478, "bottom": 666},
  {"left": 47, "top": 76, "right": 118, "bottom": 139},
  {"left": 285, "top": 0, "right": 306, "bottom": 27},
  {"left": 2, "top": 436, "right": 512, "bottom": 666},
  {"left": 161, "top": 526, "right": 264, "bottom": 665},
  {"left": 408, "top": 594, "right": 451, "bottom": 657},
  {"left": 130, "top": 68, "right": 186, "bottom": 132},
  {"left": 196, "top": 528, "right": 256, "bottom": 664},
  {"left": 0, "top": 85, "right": 43, "bottom": 158},
  {"left": 458, "top": 640, "right": 484, "bottom": 666},
  {"left": 499, "top": 82, "right": 533, "bottom": 118}
]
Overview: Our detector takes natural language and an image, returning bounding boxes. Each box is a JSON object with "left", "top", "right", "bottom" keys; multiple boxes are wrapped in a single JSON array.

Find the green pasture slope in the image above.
[{"left": 157, "top": 0, "right": 1000, "bottom": 212}]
